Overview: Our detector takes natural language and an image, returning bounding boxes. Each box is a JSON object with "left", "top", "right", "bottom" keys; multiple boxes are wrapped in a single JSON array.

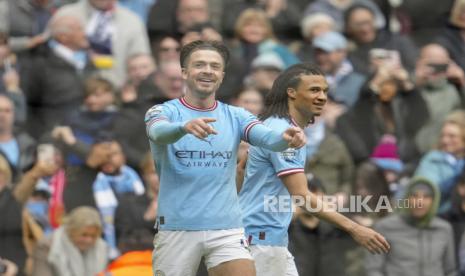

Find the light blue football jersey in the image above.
[
  {"left": 239, "top": 116, "right": 306, "bottom": 246},
  {"left": 145, "top": 98, "right": 288, "bottom": 231}
]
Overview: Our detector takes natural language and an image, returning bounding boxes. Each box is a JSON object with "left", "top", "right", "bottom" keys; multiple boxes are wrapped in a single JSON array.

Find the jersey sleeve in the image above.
[
  {"left": 236, "top": 108, "right": 289, "bottom": 152},
  {"left": 269, "top": 147, "right": 305, "bottom": 177},
  {"left": 145, "top": 104, "right": 186, "bottom": 144}
]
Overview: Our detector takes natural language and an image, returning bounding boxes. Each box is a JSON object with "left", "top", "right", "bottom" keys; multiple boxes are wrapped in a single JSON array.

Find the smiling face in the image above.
[
  {"left": 440, "top": 122, "right": 465, "bottom": 157},
  {"left": 288, "top": 74, "right": 328, "bottom": 118},
  {"left": 182, "top": 49, "right": 225, "bottom": 98}
]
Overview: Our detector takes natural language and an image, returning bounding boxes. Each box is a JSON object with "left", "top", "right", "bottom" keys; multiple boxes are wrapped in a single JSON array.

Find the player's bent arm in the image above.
[
  {"left": 247, "top": 124, "right": 291, "bottom": 152},
  {"left": 147, "top": 120, "right": 187, "bottom": 145},
  {"left": 280, "top": 172, "right": 390, "bottom": 254}
]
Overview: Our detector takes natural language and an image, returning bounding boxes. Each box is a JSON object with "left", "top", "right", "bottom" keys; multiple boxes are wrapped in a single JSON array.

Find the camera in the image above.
[{"left": 427, "top": 63, "right": 449, "bottom": 74}]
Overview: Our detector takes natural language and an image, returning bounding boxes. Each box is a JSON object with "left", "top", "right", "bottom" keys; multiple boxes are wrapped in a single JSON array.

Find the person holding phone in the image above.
[
  {"left": 0, "top": 32, "right": 26, "bottom": 126},
  {"left": 414, "top": 44, "right": 465, "bottom": 154}
]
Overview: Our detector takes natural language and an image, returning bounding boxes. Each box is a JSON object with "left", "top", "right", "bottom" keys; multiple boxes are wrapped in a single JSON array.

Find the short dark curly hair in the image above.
[{"left": 179, "top": 40, "right": 229, "bottom": 68}]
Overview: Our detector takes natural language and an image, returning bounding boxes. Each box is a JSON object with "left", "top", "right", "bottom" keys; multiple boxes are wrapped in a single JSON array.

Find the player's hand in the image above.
[
  {"left": 282, "top": 126, "right": 306, "bottom": 148},
  {"left": 184, "top": 117, "right": 217, "bottom": 139},
  {"left": 350, "top": 224, "right": 390, "bottom": 254}
]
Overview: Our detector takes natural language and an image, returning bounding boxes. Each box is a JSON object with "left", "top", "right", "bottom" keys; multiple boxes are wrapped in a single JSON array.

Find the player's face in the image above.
[
  {"left": 182, "top": 49, "right": 225, "bottom": 97},
  {"left": 290, "top": 74, "right": 328, "bottom": 118}
]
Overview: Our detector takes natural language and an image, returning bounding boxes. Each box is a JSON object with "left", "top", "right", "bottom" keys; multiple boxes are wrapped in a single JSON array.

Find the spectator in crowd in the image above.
[
  {"left": 31, "top": 206, "right": 108, "bottom": 276},
  {"left": 147, "top": 0, "right": 210, "bottom": 40},
  {"left": 344, "top": 2, "right": 418, "bottom": 75},
  {"left": 0, "top": 151, "right": 58, "bottom": 276},
  {"left": 296, "top": 13, "right": 336, "bottom": 62},
  {"left": 336, "top": 53, "right": 428, "bottom": 169},
  {"left": 365, "top": 178, "right": 457, "bottom": 276},
  {"left": 415, "top": 111, "right": 465, "bottom": 213},
  {"left": 125, "top": 54, "right": 156, "bottom": 89},
  {"left": 0, "top": 95, "right": 36, "bottom": 182},
  {"left": 141, "top": 61, "right": 184, "bottom": 101},
  {"left": 0, "top": 153, "right": 27, "bottom": 275},
  {"left": 54, "top": 0, "right": 151, "bottom": 87},
  {"left": 230, "top": 8, "right": 299, "bottom": 74},
  {"left": 92, "top": 140, "right": 145, "bottom": 259},
  {"left": 234, "top": 87, "right": 265, "bottom": 173},
  {"left": 234, "top": 88, "right": 264, "bottom": 116},
  {"left": 151, "top": 35, "right": 181, "bottom": 66},
  {"left": 313, "top": 31, "right": 366, "bottom": 107},
  {"left": 305, "top": 115, "right": 354, "bottom": 197},
  {"left": 0, "top": 0, "right": 51, "bottom": 53},
  {"left": 114, "top": 153, "right": 158, "bottom": 247},
  {"left": 118, "top": 0, "right": 156, "bottom": 23},
  {"left": 120, "top": 53, "right": 157, "bottom": 108},
  {"left": 26, "top": 14, "right": 95, "bottom": 139},
  {"left": 415, "top": 44, "right": 465, "bottom": 154},
  {"left": 396, "top": 0, "right": 454, "bottom": 46},
  {"left": 304, "top": 0, "right": 386, "bottom": 31},
  {"left": 442, "top": 170, "right": 465, "bottom": 264},
  {"left": 436, "top": 0, "right": 465, "bottom": 73},
  {"left": 368, "top": 134, "right": 407, "bottom": 198},
  {"left": 222, "top": 0, "right": 302, "bottom": 42},
  {"left": 52, "top": 76, "right": 117, "bottom": 168},
  {"left": 0, "top": 33, "right": 27, "bottom": 126},
  {"left": 175, "top": 0, "right": 210, "bottom": 36},
  {"left": 352, "top": 160, "right": 391, "bottom": 226},
  {"left": 97, "top": 228, "right": 153, "bottom": 276},
  {"left": 288, "top": 175, "right": 360, "bottom": 276},
  {"left": 245, "top": 52, "right": 285, "bottom": 95}
]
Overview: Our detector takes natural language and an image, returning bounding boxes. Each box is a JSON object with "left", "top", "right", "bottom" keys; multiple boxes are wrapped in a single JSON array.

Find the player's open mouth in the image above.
[{"left": 198, "top": 78, "right": 215, "bottom": 83}]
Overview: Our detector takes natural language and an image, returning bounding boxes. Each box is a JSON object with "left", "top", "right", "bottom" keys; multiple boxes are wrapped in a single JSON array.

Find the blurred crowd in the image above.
[{"left": 0, "top": 0, "right": 465, "bottom": 275}]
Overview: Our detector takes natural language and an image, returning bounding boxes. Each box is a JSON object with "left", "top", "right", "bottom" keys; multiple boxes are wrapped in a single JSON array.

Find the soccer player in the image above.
[
  {"left": 145, "top": 40, "right": 307, "bottom": 276},
  {"left": 239, "top": 63, "right": 391, "bottom": 276}
]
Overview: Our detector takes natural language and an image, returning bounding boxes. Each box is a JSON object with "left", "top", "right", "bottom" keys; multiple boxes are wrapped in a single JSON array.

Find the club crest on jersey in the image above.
[{"left": 280, "top": 148, "right": 297, "bottom": 161}]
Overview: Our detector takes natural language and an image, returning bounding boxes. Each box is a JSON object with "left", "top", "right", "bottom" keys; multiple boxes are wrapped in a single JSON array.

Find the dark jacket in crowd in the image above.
[
  {"left": 289, "top": 217, "right": 360, "bottom": 276},
  {"left": 335, "top": 84, "right": 429, "bottom": 168},
  {"left": 0, "top": 188, "right": 26, "bottom": 276},
  {"left": 436, "top": 25, "right": 465, "bottom": 73},
  {"left": 365, "top": 178, "right": 457, "bottom": 276},
  {"left": 25, "top": 47, "right": 95, "bottom": 139}
]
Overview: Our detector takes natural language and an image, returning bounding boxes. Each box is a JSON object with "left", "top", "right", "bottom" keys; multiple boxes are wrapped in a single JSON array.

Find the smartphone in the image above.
[
  {"left": 37, "top": 144, "right": 55, "bottom": 163},
  {"left": 369, "top": 48, "right": 401, "bottom": 69},
  {"left": 427, "top": 63, "right": 449, "bottom": 74}
]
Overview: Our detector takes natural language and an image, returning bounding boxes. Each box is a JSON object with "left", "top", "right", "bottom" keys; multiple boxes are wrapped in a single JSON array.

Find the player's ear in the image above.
[
  {"left": 181, "top": 67, "right": 188, "bottom": 80},
  {"left": 287, "top": 87, "right": 297, "bottom": 99}
]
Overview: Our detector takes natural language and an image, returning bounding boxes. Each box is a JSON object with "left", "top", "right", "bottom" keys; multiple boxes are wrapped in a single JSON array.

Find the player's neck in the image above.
[
  {"left": 288, "top": 106, "right": 310, "bottom": 128},
  {"left": 0, "top": 131, "right": 13, "bottom": 142},
  {"left": 184, "top": 92, "right": 216, "bottom": 109}
]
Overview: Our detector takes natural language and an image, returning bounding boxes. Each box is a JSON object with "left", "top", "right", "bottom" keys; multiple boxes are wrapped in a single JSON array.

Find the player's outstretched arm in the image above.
[
  {"left": 280, "top": 173, "right": 390, "bottom": 255},
  {"left": 147, "top": 117, "right": 216, "bottom": 145},
  {"left": 247, "top": 124, "right": 307, "bottom": 152}
]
